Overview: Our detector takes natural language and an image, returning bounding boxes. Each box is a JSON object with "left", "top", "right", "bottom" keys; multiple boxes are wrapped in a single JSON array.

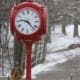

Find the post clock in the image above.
[{"left": 10, "top": 0, "right": 48, "bottom": 80}]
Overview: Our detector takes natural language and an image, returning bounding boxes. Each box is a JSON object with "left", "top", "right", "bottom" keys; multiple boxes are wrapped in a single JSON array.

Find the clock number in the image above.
[
  {"left": 35, "top": 21, "right": 39, "bottom": 23},
  {"left": 26, "top": 30, "right": 29, "bottom": 33},
  {"left": 34, "top": 16, "right": 37, "bottom": 18},
  {"left": 34, "top": 25, "right": 38, "bottom": 28},
  {"left": 21, "top": 28, "right": 24, "bottom": 32},
  {"left": 18, "top": 24, "right": 21, "bottom": 28},
  {"left": 22, "top": 11, "right": 25, "bottom": 15},
  {"left": 16, "top": 20, "right": 20, "bottom": 22},
  {"left": 18, "top": 15, "right": 21, "bottom": 18},
  {"left": 27, "top": 10, "right": 29, "bottom": 14}
]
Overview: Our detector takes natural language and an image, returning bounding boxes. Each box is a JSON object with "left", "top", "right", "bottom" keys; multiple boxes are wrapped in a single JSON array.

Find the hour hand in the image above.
[
  {"left": 16, "top": 20, "right": 26, "bottom": 22},
  {"left": 16, "top": 20, "right": 35, "bottom": 30}
]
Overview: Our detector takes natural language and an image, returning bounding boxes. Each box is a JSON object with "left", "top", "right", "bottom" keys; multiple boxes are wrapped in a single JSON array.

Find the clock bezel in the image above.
[{"left": 15, "top": 7, "right": 41, "bottom": 35}]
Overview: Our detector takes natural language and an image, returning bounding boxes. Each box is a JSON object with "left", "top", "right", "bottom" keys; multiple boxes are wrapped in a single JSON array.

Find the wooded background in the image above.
[{"left": 0, "top": 0, "right": 80, "bottom": 75}]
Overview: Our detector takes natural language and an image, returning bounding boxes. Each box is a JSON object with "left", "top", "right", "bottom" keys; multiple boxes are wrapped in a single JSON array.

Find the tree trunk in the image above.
[
  {"left": 74, "top": 20, "right": 79, "bottom": 37},
  {"left": 13, "top": 0, "right": 26, "bottom": 71},
  {"left": 33, "top": 42, "right": 39, "bottom": 65},
  {"left": 21, "top": 45, "right": 25, "bottom": 72},
  {"left": 14, "top": 38, "right": 23, "bottom": 66},
  {"left": 47, "top": 24, "right": 51, "bottom": 43},
  {"left": 41, "top": 36, "right": 47, "bottom": 62},
  {"left": 62, "top": 14, "right": 66, "bottom": 35},
  {"left": 0, "top": 23, "right": 1, "bottom": 44}
]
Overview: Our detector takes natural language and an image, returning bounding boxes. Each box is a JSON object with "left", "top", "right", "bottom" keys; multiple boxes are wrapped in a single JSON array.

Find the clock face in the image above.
[{"left": 15, "top": 8, "right": 40, "bottom": 35}]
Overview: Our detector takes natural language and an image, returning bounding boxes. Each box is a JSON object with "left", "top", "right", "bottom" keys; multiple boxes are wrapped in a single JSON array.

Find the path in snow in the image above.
[{"left": 33, "top": 56, "right": 80, "bottom": 80}]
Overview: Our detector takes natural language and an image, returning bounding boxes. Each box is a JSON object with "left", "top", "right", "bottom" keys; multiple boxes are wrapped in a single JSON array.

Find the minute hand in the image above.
[
  {"left": 25, "top": 20, "right": 35, "bottom": 30},
  {"left": 17, "top": 20, "right": 35, "bottom": 30}
]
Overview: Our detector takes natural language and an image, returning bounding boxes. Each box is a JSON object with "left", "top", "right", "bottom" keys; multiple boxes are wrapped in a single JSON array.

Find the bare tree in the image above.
[
  {"left": 74, "top": 20, "right": 79, "bottom": 37},
  {"left": 62, "top": 14, "right": 67, "bottom": 35}
]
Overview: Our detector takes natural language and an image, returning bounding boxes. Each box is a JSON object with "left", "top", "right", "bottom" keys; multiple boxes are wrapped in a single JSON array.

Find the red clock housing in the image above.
[{"left": 10, "top": 1, "right": 47, "bottom": 41}]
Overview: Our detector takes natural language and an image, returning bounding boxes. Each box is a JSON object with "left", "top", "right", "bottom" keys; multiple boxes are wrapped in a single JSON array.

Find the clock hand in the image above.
[
  {"left": 16, "top": 20, "right": 35, "bottom": 30},
  {"left": 26, "top": 21, "right": 36, "bottom": 30}
]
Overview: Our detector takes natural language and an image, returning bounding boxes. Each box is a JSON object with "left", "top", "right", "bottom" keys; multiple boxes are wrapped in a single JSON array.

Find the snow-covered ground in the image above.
[
  {"left": 23, "top": 24, "right": 80, "bottom": 79},
  {"left": 47, "top": 24, "right": 80, "bottom": 51},
  {"left": 1, "top": 24, "right": 80, "bottom": 80}
]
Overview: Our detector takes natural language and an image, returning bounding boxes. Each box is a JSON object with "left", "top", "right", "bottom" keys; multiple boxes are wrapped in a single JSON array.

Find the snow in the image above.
[
  {"left": 1, "top": 24, "right": 80, "bottom": 79},
  {"left": 47, "top": 24, "right": 80, "bottom": 51},
  {"left": 30, "top": 48, "right": 80, "bottom": 79},
  {"left": 8, "top": 25, "right": 14, "bottom": 48},
  {"left": 23, "top": 24, "right": 80, "bottom": 79}
]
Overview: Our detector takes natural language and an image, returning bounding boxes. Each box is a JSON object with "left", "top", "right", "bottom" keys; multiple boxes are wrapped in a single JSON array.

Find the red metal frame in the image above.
[
  {"left": 42, "top": 7, "right": 48, "bottom": 34},
  {"left": 10, "top": 2, "right": 47, "bottom": 41},
  {"left": 10, "top": 2, "right": 47, "bottom": 80},
  {"left": 25, "top": 41, "right": 33, "bottom": 80}
]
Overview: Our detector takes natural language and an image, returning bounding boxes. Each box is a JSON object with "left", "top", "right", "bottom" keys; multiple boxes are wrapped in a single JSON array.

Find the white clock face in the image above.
[{"left": 15, "top": 8, "right": 40, "bottom": 35}]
